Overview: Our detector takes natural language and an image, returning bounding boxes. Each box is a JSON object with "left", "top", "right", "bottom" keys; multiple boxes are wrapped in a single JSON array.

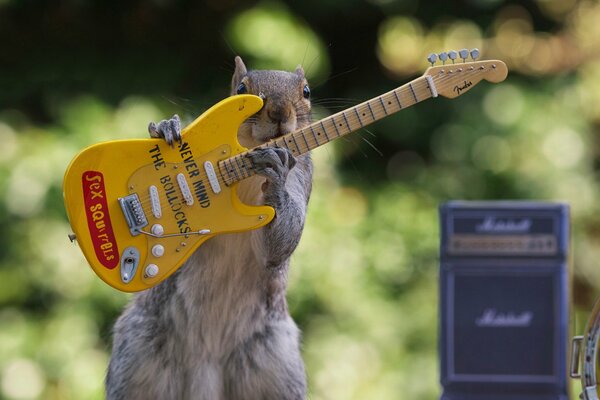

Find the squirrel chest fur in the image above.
[{"left": 105, "top": 57, "right": 313, "bottom": 400}]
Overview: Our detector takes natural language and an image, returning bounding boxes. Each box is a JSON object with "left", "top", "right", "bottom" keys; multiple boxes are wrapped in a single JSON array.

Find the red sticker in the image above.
[{"left": 82, "top": 171, "right": 119, "bottom": 269}]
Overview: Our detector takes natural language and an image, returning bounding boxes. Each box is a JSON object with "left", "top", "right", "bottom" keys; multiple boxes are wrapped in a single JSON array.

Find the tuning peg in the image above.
[
  {"left": 459, "top": 48, "right": 469, "bottom": 62},
  {"left": 439, "top": 52, "right": 448, "bottom": 64},
  {"left": 427, "top": 53, "right": 438, "bottom": 66},
  {"left": 448, "top": 50, "right": 458, "bottom": 63},
  {"left": 470, "top": 48, "right": 480, "bottom": 60}
]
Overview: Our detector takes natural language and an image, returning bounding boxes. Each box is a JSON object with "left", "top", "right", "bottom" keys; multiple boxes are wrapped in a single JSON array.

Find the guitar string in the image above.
[
  {"left": 224, "top": 65, "right": 486, "bottom": 184},
  {"left": 132, "top": 64, "right": 493, "bottom": 216},
  {"left": 133, "top": 65, "right": 488, "bottom": 216},
  {"left": 134, "top": 65, "right": 484, "bottom": 210}
]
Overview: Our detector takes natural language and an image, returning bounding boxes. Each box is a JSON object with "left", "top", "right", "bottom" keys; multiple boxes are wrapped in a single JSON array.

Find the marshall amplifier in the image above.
[{"left": 439, "top": 201, "right": 569, "bottom": 400}]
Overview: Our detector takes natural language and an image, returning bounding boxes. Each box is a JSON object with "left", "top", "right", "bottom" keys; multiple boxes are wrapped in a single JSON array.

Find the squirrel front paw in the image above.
[
  {"left": 148, "top": 114, "right": 182, "bottom": 147},
  {"left": 247, "top": 148, "right": 296, "bottom": 192}
]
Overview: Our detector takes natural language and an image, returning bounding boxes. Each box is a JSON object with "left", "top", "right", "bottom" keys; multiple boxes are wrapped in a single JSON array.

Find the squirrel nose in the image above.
[{"left": 266, "top": 105, "right": 291, "bottom": 123}]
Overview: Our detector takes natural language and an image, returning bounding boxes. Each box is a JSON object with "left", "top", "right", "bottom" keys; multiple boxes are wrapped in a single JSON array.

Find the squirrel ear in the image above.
[
  {"left": 295, "top": 65, "right": 305, "bottom": 78},
  {"left": 231, "top": 56, "right": 248, "bottom": 92}
]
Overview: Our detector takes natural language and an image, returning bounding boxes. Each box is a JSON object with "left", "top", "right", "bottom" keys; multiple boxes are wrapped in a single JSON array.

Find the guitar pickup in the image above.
[{"left": 118, "top": 193, "right": 148, "bottom": 236}]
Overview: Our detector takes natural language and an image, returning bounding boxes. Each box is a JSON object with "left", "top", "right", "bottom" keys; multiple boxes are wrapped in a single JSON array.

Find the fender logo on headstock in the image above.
[
  {"left": 454, "top": 80, "right": 473, "bottom": 95},
  {"left": 82, "top": 171, "right": 119, "bottom": 269}
]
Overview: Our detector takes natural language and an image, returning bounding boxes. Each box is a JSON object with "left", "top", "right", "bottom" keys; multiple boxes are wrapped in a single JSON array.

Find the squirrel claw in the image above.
[
  {"left": 148, "top": 114, "right": 182, "bottom": 147},
  {"left": 247, "top": 147, "right": 296, "bottom": 185}
]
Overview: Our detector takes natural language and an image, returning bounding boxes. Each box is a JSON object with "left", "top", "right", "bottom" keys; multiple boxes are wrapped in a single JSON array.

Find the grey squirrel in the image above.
[{"left": 105, "top": 56, "right": 313, "bottom": 400}]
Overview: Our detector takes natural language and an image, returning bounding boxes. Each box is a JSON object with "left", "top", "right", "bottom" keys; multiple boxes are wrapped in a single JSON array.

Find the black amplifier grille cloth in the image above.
[{"left": 451, "top": 273, "right": 555, "bottom": 377}]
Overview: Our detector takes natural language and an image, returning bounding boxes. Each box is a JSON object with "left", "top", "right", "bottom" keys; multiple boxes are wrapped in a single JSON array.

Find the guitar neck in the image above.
[{"left": 218, "top": 75, "right": 435, "bottom": 185}]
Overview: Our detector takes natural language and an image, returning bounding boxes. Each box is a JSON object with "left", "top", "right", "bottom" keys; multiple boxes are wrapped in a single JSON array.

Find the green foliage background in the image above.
[{"left": 1, "top": 0, "right": 599, "bottom": 398}]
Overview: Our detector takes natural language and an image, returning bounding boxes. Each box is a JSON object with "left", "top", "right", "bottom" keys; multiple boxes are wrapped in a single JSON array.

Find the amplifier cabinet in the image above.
[{"left": 439, "top": 201, "right": 569, "bottom": 400}]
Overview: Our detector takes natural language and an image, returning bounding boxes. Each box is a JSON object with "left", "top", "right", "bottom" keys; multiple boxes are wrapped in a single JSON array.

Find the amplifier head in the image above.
[
  {"left": 440, "top": 201, "right": 569, "bottom": 258},
  {"left": 439, "top": 201, "right": 569, "bottom": 400}
]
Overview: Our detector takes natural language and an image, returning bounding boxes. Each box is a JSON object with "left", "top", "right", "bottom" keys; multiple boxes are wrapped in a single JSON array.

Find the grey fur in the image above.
[
  {"left": 148, "top": 113, "right": 182, "bottom": 146},
  {"left": 106, "top": 57, "right": 313, "bottom": 400}
]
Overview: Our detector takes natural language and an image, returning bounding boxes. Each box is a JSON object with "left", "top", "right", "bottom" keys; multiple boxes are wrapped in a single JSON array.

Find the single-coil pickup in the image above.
[
  {"left": 204, "top": 161, "right": 221, "bottom": 194},
  {"left": 149, "top": 185, "right": 162, "bottom": 219},
  {"left": 176, "top": 173, "right": 194, "bottom": 206}
]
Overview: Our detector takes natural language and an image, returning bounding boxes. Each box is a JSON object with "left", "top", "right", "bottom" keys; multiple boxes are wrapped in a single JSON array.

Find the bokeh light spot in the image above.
[
  {"left": 328, "top": 187, "right": 368, "bottom": 227},
  {"left": 443, "top": 20, "right": 483, "bottom": 53},
  {"left": 226, "top": 3, "right": 329, "bottom": 80},
  {"left": 542, "top": 127, "right": 584, "bottom": 168},
  {"left": 377, "top": 17, "right": 424, "bottom": 75},
  {"left": 1, "top": 358, "right": 46, "bottom": 400},
  {"left": 0, "top": 122, "right": 18, "bottom": 163},
  {"left": 471, "top": 135, "right": 512, "bottom": 173},
  {"left": 483, "top": 84, "right": 525, "bottom": 126}
]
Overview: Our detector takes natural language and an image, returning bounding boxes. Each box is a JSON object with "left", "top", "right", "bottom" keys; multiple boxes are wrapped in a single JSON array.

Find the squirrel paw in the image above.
[
  {"left": 148, "top": 114, "right": 182, "bottom": 147},
  {"left": 247, "top": 148, "right": 296, "bottom": 187}
]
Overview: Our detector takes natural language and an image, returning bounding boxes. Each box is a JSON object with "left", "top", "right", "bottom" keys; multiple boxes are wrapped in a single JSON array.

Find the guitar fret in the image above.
[
  {"left": 309, "top": 125, "right": 320, "bottom": 145},
  {"left": 219, "top": 161, "right": 232, "bottom": 185},
  {"left": 234, "top": 156, "right": 247, "bottom": 178},
  {"left": 320, "top": 121, "right": 331, "bottom": 140},
  {"left": 330, "top": 118, "right": 341, "bottom": 137},
  {"left": 282, "top": 138, "right": 292, "bottom": 152},
  {"left": 409, "top": 83, "right": 418, "bottom": 102},
  {"left": 378, "top": 97, "right": 388, "bottom": 115},
  {"left": 227, "top": 159, "right": 239, "bottom": 181},
  {"left": 233, "top": 156, "right": 244, "bottom": 177},
  {"left": 367, "top": 101, "right": 376, "bottom": 120},
  {"left": 354, "top": 108, "right": 364, "bottom": 127},
  {"left": 342, "top": 112, "right": 351, "bottom": 132},
  {"left": 300, "top": 130, "right": 310, "bottom": 150},
  {"left": 290, "top": 134, "right": 301, "bottom": 154},
  {"left": 393, "top": 90, "right": 402, "bottom": 108}
]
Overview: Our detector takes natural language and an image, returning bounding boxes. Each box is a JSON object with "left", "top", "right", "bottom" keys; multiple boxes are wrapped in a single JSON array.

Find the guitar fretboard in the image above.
[{"left": 218, "top": 75, "right": 435, "bottom": 185}]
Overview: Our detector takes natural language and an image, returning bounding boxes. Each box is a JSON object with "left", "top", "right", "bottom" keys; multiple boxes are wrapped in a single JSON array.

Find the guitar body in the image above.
[{"left": 63, "top": 95, "right": 275, "bottom": 292}]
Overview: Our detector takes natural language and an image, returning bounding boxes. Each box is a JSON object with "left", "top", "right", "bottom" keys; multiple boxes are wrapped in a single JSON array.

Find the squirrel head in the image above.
[{"left": 231, "top": 56, "right": 312, "bottom": 146}]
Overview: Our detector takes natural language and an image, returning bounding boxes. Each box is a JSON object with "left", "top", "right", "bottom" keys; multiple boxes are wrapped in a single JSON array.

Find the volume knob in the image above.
[
  {"left": 145, "top": 264, "right": 159, "bottom": 278},
  {"left": 152, "top": 244, "right": 165, "bottom": 257},
  {"left": 151, "top": 224, "right": 164, "bottom": 236}
]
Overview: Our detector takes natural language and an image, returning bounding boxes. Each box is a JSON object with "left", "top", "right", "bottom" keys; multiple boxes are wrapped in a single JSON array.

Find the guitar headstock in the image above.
[{"left": 423, "top": 49, "right": 508, "bottom": 99}]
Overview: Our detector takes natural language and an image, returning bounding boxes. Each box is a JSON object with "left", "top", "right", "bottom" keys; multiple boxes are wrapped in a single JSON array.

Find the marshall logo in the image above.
[
  {"left": 475, "top": 308, "right": 534, "bottom": 328},
  {"left": 475, "top": 216, "right": 532, "bottom": 233}
]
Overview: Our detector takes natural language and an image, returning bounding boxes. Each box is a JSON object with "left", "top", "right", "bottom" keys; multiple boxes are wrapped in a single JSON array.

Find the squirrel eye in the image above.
[
  {"left": 236, "top": 83, "right": 247, "bottom": 95},
  {"left": 303, "top": 84, "right": 310, "bottom": 99}
]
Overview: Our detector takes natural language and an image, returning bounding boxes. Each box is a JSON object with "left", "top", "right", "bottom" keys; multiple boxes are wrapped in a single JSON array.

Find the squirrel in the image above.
[{"left": 105, "top": 56, "right": 313, "bottom": 400}]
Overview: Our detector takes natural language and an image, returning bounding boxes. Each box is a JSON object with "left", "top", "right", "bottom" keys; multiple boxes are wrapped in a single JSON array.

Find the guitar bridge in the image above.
[{"left": 118, "top": 193, "right": 148, "bottom": 236}]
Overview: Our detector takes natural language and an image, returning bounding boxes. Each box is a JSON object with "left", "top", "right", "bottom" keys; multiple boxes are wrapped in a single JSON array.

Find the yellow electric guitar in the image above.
[{"left": 63, "top": 51, "right": 508, "bottom": 292}]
